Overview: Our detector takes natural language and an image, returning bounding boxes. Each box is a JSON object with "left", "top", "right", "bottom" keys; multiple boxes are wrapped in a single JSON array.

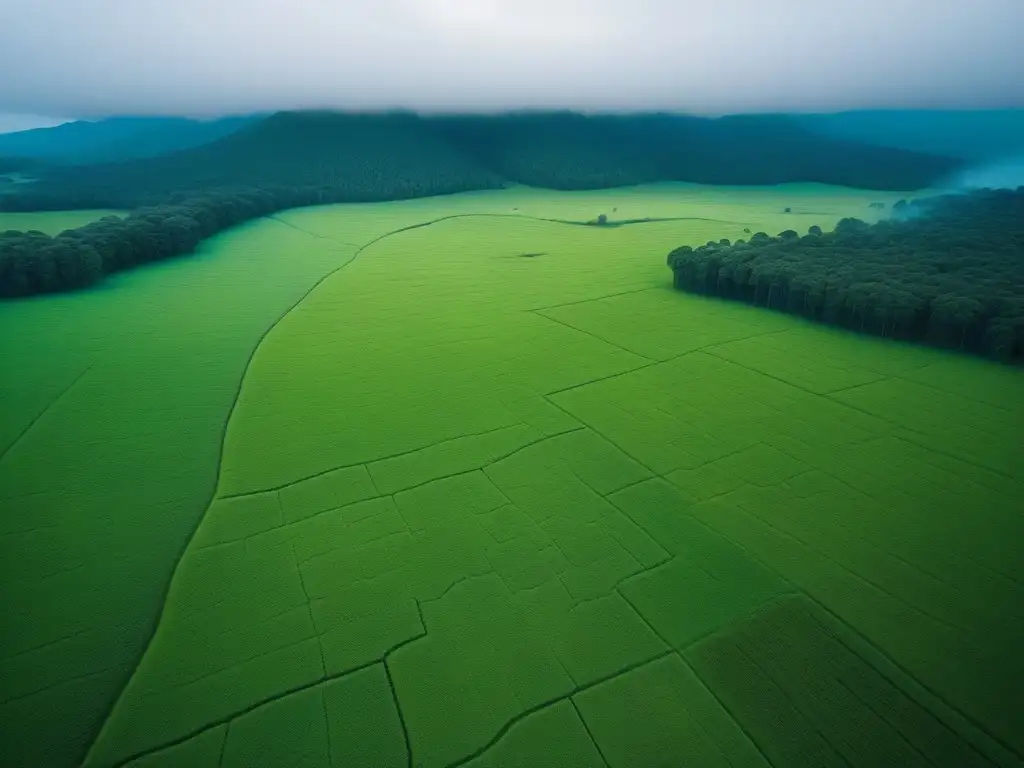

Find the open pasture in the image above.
[
  {"left": 2, "top": 184, "right": 1020, "bottom": 768},
  {"left": 0, "top": 219, "right": 353, "bottom": 766}
]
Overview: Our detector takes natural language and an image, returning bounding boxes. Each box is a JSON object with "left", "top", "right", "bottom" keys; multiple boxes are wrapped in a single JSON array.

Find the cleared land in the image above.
[
  {"left": 0, "top": 220, "right": 353, "bottom": 766},
  {"left": 2, "top": 184, "right": 1021, "bottom": 768},
  {"left": 0, "top": 210, "right": 125, "bottom": 235}
]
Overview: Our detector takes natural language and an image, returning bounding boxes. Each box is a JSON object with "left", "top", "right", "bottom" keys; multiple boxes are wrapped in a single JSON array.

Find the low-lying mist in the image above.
[{"left": 949, "top": 155, "right": 1024, "bottom": 191}]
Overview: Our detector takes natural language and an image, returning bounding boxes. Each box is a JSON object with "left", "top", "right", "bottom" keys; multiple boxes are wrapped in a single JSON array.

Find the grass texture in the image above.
[
  {"left": 1, "top": 183, "right": 1020, "bottom": 768},
  {"left": 0, "top": 220, "right": 353, "bottom": 766}
]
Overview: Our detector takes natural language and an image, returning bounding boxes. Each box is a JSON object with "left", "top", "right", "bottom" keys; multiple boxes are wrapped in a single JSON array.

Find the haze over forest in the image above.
[{"left": 1, "top": 0, "right": 1023, "bottom": 128}]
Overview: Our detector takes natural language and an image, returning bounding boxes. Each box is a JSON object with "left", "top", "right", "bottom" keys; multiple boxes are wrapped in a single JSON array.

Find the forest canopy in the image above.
[
  {"left": 666, "top": 188, "right": 1024, "bottom": 363},
  {"left": 0, "top": 187, "right": 336, "bottom": 297},
  {"left": 0, "top": 111, "right": 958, "bottom": 211},
  {"left": 0, "top": 156, "right": 43, "bottom": 175}
]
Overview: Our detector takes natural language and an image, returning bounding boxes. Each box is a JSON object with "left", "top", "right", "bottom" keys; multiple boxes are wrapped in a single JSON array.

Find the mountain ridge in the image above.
[
  {"left": 795, "top": 109, "right": 1024, "bottom": 161},
  {"left": 2, "top": 110, "right": 961, "bottom": 210},
  {"left": 0, "top": 115, "right": 259, "bottom": 164}
]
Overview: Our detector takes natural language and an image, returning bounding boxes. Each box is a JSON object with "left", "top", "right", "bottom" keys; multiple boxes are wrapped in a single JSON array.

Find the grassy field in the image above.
[
  {"left": 0, "top": 220, "right": 353, "bottom": 767},
  {"left": 0, "top": 210, "right": 126, "bottom": 234},
  {"left": 2, "top": 184, "right": 1021, "bottom": 768}
]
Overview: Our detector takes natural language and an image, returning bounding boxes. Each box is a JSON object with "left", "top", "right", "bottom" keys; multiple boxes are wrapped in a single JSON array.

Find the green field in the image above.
[
  {"left": 0, "top": 210, "right": 126, "bottom": 235},
  {"left": 1, "top": 184, "right": 1021, "bottom": 768}
]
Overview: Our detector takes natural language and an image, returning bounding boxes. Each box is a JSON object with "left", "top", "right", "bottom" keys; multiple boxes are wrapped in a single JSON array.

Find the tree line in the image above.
[
  {"left": 0, "top": 111, "right": 966, "bottom": 298},
  {"left": 0, "top": 111, "right": 507, "bottom": 211},
  {"left": 0, "top": 112, "right": 958, "bottom": 211},
  {"left": 666, "top": 188, "right": 1024, "bottom": 363},
  {"left": 0, "top": 186, "right": 350, "bottom": 297},
  {"left": 434, "top": 113, "right": 957, "bottom": 192}
]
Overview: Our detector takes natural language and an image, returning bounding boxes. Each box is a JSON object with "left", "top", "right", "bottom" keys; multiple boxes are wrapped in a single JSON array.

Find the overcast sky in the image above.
[{"left": 1, "top": 0, "right": 1022, "bottom": 130}]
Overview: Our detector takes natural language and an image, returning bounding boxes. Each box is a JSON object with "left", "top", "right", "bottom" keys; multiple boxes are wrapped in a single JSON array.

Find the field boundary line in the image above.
[
  {"left": 615, "top": 586, "right": 780, "bottom": 767},
  {"left": 80, "top": 218, "right": 377, "bottom": 765},
  {"left": 802, "top": 595, "right": 1020, "bottom": 767},
  {"left": 570, "top": 698, "right": 612, "bottom": 767},
  {"left": 0, "top": 365, "right": 91, "bottom": 464},
  {"left": 658, "top": 485, "right": 1022, "bottom": 767},
  {"left": 822, "top": 392, "right": 1018, "bottom": 482},
  {"left": 81, "top": 207, "right": 669, "bottom": 762},
  {"left": 532, "top": 308, "right": 656, "bottom": 361},
  {"left": 222, "top": 423, "right": 525, "bottom": 499},
  {"left": 526, "top": 285, "right": 661, "bottom": 312},
  {"left": 444, "top": 649, "right": 676, "bottom": 768},
  {"left": 265, "top": 214, "right": 361, "bottom": 248},
  {"left": 99, "top": 628, "right": 425, "bottom": 768}
]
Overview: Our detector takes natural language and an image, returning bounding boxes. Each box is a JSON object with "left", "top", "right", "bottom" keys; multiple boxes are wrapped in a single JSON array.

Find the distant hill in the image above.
[
  {"left": 2, "top": 110, "right": 962, "bottom": 210},
  {"left": 0, "top": 156, "right": 43, "bottom": 175},
  {"left": 0, "top": 115, "right": 258, "bottom": 164},
  {"left": 9, "top": 111, "right": 506, "bottom": 209},
  {"left": 433, "top": 112, "right": 957, "bottom": 190},
  {"left": 796, "top": 110, "right": 1024, "bottom": 161}
]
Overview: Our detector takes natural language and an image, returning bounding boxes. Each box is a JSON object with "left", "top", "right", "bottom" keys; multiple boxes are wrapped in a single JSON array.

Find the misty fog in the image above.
[{"left": 1, "top": 0, "right": 1022, "bottom": 121}]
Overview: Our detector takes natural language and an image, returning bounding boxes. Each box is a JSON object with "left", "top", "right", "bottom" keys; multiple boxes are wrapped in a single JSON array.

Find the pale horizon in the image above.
[{"left": 1, "top": 0, "right": 1021, "bottom": 126}]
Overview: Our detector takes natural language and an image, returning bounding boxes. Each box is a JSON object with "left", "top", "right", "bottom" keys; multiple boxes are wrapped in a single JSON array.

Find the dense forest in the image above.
[
  {"left": 797, "top": 109, "right": 1024, "bottom": 161},
  {"left": 0, "top": 111, "right": 958, "bottom": 211},
  {"left": 0, "top": 110, "right": 966, "bottom": 298},
  {"left": 0, "top": 112, "right": 507, "bottom": 211},
  {"left": 434, "top": 112, "right": 957, "bottom": 191},
  {"left": 0, "top": 157, "right": 43, "bottom": 175},
  {"left": 0, "top": 187, "right": 337, "bottom": 297},
  {"left": 0, "top": 115, "right": 259, "bottom": 165},
  {"left": 667, "top": 188, "right": 1024, "bottom": 362}
]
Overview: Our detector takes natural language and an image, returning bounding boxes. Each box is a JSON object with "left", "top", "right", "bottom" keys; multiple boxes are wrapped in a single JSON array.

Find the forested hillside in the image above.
[
  {"left": 0, "top": 112, "right": 506, "bottom": 210},
  {"left": 0, "top": 157, "right": 42, "bottom": 175},
  {"left": 667, "top": 188, "right": 1024, "bottom": 362},
  {"left": 1, "top": 111, "right": 959, "bottom": 210},
  {"left": 0, "top": 115, "right": 256, "bottom": 165},
  {"left": 797, "top": 109, "right": 1024, "bottom": 161},
  {"left": 434, "top": 112, "right": 955, "bottom": 190}
]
